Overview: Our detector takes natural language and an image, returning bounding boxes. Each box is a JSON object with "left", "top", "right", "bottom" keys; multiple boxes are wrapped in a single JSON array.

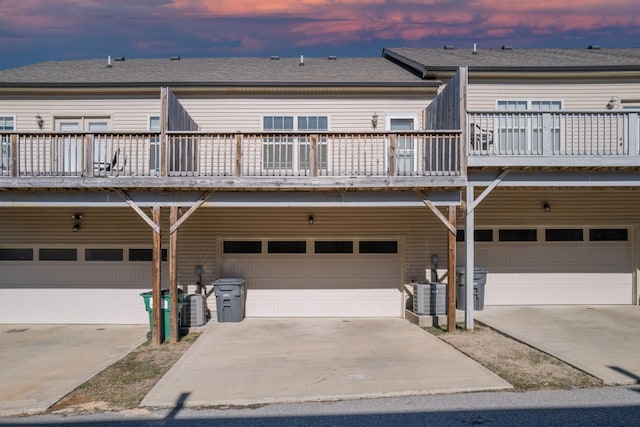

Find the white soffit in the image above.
[{"left": 0, "top": 191, "right": 462, "bottom": 207}]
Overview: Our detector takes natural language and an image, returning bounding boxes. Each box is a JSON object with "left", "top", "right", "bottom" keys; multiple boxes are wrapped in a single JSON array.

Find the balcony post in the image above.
[
  {"left": 388, "top": 134, "right": 396, "bottom": 176},
  {"left": 235, "top": 134, "right": 242, "bottom": 177},
  {"left": 542, "top": 113, "right": 553, "bottom": 155},
  {"left": 10, "top": 134, "right": 18, "bottom": 177},
  {"left": 310, "top": 134, "right": 318, "bottom": 177},
  {"left": 160, "top": 87, "right": 168, "bottom": 177},
  {"left": 629, "top": 113, "right": 639, "bottom": 157},
  {"left": 85, "top": 134, "right": 94, "bottom": 177}
]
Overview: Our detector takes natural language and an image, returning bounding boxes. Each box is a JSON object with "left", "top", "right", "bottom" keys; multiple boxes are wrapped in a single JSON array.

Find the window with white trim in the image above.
[
  {"left": 388, "top": 116, "right": 417, "bottom": 175},
  {"left": 262, "top": 115, "right": 328, "bottom": 174},
  {"left": 497, "top": 100, "right": 562, "bottom": 153},
  {"left": 0, "top": 115, "right": 14, "bottom": 172}
]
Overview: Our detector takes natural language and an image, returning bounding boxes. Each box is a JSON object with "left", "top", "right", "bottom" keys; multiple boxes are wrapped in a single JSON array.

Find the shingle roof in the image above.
[
  {"left": 384, "top": 47, "right": 640, "bottom": 73},
  {"left": 0, "top": 56, "right": 433, "bottom": 87}
]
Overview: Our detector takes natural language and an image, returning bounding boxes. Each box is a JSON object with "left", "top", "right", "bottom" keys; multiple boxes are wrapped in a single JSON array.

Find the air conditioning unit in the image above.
[
  {"left": 181, "top": 294, "right": 208, "bottom": 327},
  {"left": 413, "top": 282, "right": 447, "bottom": 315}
]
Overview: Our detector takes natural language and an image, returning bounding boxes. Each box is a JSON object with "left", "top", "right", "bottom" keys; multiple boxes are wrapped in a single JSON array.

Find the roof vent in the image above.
[
  {"left": 501, "top": 45, "right": 513, "bottom": 50},
  {"left": 443, "top": 45, "right": 455, "bottom": 50},
  {"left": 299, "top": 55, "right": 305, "bottom": 66},
  {"left": 588, "top": 45, "right": 600, "bottom": 50},
  {"left": 472, "top": 42, "right": 478, "bottom": 55},
  {"left": 328, "top": 55, "right": 337, "bottom": 60},
  {"left": 270, "top": 56, "right": 280, "bottom": 60},
  {"left": 106, "top": 55, "right": 112, "bottom": 68},
  {"left": 113, "top": 57, "right": 125, "bottom": 61},
  {"left": 170, "top": 56, "right": 181, "bottom": 61}
]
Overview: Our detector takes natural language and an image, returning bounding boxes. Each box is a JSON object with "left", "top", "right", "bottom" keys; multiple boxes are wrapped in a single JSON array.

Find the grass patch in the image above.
[
  {"left": 48, "top": 332, "right": 200, "bottom": 414},
  {"left": 426, "top": 323, "right": 603, "bottom": 391}
]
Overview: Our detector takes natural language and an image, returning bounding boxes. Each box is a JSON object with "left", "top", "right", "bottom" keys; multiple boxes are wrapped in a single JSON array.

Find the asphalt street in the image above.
[{"left": 2, "top": 386, "right": 640, "bottom": 426}]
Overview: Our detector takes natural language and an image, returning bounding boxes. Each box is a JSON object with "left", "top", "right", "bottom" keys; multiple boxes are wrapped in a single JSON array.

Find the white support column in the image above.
[{"left": 465, "top": 185, "right": 475, "bottom": 330}]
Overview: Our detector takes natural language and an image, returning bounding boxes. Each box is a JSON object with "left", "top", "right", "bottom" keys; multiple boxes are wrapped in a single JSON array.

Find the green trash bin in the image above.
[{"left": 140, "top": 289, "right": 185, "bottom": 341}]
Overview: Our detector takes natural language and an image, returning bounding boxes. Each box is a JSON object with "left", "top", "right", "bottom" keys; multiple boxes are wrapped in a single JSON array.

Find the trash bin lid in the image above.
[
  {"left": 213, "top": 278, "right": 245, "bottom": 286},
  {"left": 456, "top": 267, "right": 488, "bottom": 273}
]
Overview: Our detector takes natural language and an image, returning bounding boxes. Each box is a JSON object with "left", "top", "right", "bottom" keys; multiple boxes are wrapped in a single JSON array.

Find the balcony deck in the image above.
[
  {"left": 467, "top": 110, "right": 640, "bottom": 168},
  {"left": 0, "top": 131, "right": 464, "bottom": 190}
]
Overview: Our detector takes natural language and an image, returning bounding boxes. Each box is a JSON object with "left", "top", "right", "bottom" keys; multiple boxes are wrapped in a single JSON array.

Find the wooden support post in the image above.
[
  {"left": 85, "top": 134, "right": 94, "bottom": 177},
  {"left": 447, "top": 205, "right": 457, "bottom": 333},
  {"left": 235, "top": 134, "right": 242, "bottom": 177},
  {"left": 388, "top": 134, "right": 396, "bottom": 176},
  {"left": 10, "top": 134, "right": 18, "bottom": 178},
  {"left": 152, "top": 206, "right": 162, "bottom": 346},
  {"left": 169, "top": 206, "right": 179, "bottom": 344},
  {"left": 310, "top": 134, "right": 318, "bottom": 177},
  {"left": 160, "top": 87, "right": 168, "bottom": 177}
]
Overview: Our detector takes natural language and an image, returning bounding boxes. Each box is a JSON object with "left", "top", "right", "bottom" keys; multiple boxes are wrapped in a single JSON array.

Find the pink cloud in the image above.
[{"left": 0, "top": 0, "right": 639, "bottom": 68}]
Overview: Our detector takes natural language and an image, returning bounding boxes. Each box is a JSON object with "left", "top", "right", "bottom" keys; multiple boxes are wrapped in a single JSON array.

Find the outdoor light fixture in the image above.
[
  {"left": 72, "top": 224, "right": 80, "bottom": 232},
  {"left": 308, "top": 215, "right": 314, "bottom": 225},
  {"left": 35, "top": 113, "right": 44, "bottom": 129},
  {"left": 195, "top": 265, "right": 204, "bottom": 294},
  {"left": 543, "top": 203, "right": 551, "bottom": 213},
  {"left": 371, "top": 112, "right": 378, "bottom": 130},
  {"left": 72, "top": 213, "right": 83, "bottom": 220}
]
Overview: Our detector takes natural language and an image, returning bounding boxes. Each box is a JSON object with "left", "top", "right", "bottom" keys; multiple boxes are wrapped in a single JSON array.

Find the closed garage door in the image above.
[
  {"left": 0, "top": 247, "right": 166, "bottom": 324},
  {"left": 460, "top": 227, "right": 633, "bottom": 305},
  {"left": 220, "top": 239, "right": 403, "bottom": 317}
]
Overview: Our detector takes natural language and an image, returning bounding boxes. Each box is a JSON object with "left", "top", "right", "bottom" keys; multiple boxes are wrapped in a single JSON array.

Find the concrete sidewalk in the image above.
[
  {"left": 142, "top": 318, "right": 511, "bottom": 408},
  {"left": 477, "top": 306, "right": 640, "bottom": 385},
  {"left": 0, "top": 324, "right": 147, "bottom": 416}
]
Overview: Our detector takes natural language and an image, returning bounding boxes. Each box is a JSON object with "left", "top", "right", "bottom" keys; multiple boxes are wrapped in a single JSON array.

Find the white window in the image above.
[
  {"left": 262, "top": 115, "right": 328, "bottom": 174},
  {"left": 298, "top": 116, "right": 328, "bottom": 171},
  {"left": 497, "top": 100, "right": 562, "bottom": 153},
  {"left": 0, "top": 115, "right": 14, "bottom": 172},
  {"left": 388, "top": 116, "right": 417, "bottom": 175}
]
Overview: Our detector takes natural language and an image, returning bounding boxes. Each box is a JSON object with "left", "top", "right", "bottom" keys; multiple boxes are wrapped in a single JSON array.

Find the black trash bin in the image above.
[
  {"left": 455, "top": 267, "right": 488, "bottom": 310},
  {"left": 213, "top": 278, "right": 246, "bottom": 322}
]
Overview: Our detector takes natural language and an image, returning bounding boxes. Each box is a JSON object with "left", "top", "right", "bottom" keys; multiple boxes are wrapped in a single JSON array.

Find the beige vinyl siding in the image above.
[
  {"left": 468, "top": 81, "right": 640, "bottom": 110},
  {"left": 178, "top": 95, "right": 431, "bottom": 131},
  {"left": 0, "top": 96, "right": 161, "bottom": 132},
  {"left": 0, "top": 206, "right": 449, "bottom": 286}
]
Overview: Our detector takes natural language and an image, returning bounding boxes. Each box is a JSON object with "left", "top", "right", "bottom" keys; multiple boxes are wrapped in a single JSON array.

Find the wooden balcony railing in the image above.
[
  {"left": 467, "top": 110, "right": 640, "bottom": 166},
  {"left": 0, "top": 131, "right": 462, "bottom": 180}
]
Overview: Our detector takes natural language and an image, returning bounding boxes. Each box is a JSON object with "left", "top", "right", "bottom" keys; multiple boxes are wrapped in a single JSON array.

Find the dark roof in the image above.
[
  {"left": 384, "top": 47, "right": 640, "bottom": 75},
  {"left": 0, "top": 56, "right": 433, "bottom": 87}
]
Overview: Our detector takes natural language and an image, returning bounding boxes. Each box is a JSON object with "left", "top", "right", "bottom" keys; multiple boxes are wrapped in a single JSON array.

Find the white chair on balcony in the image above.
[{"left": 470, "top": 124, "right": 494, "bottom": 151}]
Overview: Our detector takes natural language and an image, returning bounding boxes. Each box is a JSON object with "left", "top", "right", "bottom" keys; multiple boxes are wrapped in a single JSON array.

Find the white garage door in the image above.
[
  {"left": 461, "top": 227, "right": 632, "bottom": 305},
  {"left": 0, "top": 247, "right": 167, "bottom": 324},
  {"left": 220, "top": 239, "right": 403, "bottom": 317}
]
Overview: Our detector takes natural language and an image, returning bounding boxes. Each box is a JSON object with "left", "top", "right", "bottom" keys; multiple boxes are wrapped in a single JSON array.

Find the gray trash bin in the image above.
[
  {"left": 455, "top": 267, "right": 488, "bottom": 311},
  {"left": 213, "top": 278, "right": 246, "bottom": 322}
]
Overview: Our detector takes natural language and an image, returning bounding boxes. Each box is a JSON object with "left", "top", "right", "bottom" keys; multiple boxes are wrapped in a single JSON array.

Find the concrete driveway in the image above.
[
  {"left": 142, "top": 318, "right": 511, "bottom": 408},
  {"left": 0, "top": 324, "right": 147, "bottom": 416},
  {"left": 476, "top": 306, "right": 640, "bottom": 385}
]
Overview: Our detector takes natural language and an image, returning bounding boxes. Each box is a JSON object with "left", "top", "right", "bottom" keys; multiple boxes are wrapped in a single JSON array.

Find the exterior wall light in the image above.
[
  {"left": 543, "top": 203, "right": 551, "bottom": 212},
  {"left": 308, "top": 215, "right": 314, "bottom": 225},
  {"left": 35, "top": 113, "right": 44, "bottom": 129},
  {"left": 73, "top": 224, "right": 80, "bottom": 232},
  {"left": 371, "top": 112, "right": 378, "bottom": 130}
]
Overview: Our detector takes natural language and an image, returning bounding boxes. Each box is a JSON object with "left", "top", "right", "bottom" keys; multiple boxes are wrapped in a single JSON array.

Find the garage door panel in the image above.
[
  {"left": 0, "top": 289, "right": 149, "bottom": 324},
  {"left": 486, "top": 273, "right": 632, "bottom": 305},
  {"left": 0, "top": 262, "right": 167, "bottom": 323},
  {"left": 222, "top": 249, "right": 401, "bottom": 317},
  {"left": 246, "top": 289, "right": 402, "bottom": 317},
  {"left": 459, "top": 240, "right": 632, "bottom": 305}
]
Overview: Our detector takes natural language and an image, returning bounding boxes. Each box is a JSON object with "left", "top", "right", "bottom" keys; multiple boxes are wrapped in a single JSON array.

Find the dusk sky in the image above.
[{"left": 1, "top": 0, "right": 639, "bottom": 70}]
